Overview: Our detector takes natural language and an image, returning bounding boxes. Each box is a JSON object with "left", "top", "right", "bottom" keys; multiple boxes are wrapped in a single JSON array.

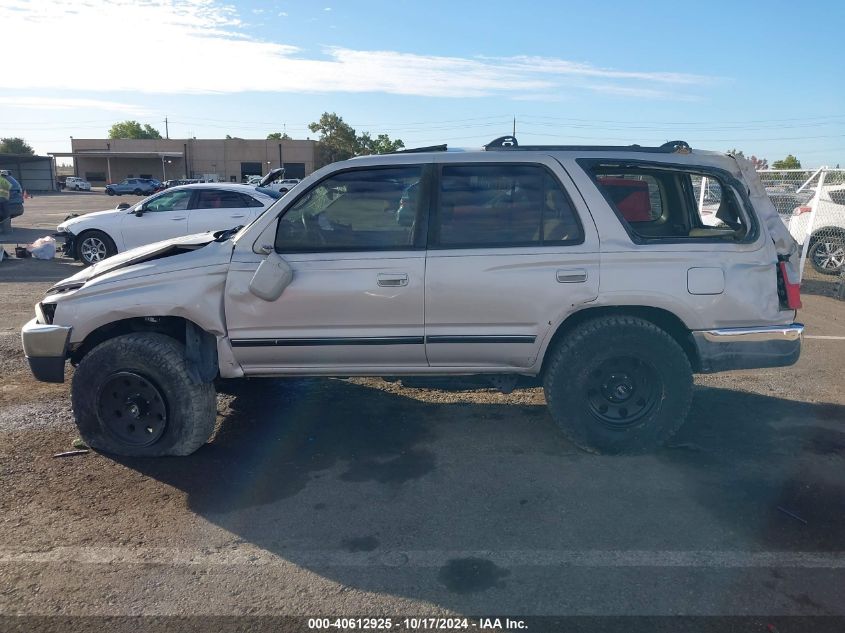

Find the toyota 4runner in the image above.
[{"left": 21, "top": 138, "right": 804, "bottom": 456}]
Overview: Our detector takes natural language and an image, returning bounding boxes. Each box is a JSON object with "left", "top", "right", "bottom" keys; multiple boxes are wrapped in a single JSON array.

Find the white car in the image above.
[
  {"left": 65, "top": 176, "right": 92, "bottom": 191},
  {"left": 257, "top": 168, "right": 301, "bottom": 194},
  {"left": 57, "top": 183, "right": 279, "bottom": 265},
  {"left": 788, "top": 183, "right": 845, "bottom": 274}
]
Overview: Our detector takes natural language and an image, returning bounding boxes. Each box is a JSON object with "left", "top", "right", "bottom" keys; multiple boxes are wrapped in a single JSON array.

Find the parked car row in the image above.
[{"left": 105, "top": 178, "right": 163, "bottom": 196}]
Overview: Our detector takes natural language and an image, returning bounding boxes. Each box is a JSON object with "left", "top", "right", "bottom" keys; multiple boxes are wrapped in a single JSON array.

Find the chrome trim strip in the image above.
[{"left": 697, "top": 323, "right": 803, "bottom": 344}]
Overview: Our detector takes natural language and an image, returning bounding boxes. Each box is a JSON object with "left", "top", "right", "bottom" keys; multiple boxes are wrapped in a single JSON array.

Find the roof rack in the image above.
[
  {"left": 484, "top": 136, "right": 692, "bottom": 154},
  {"left": 393, "top": 144, "right": 448, "bottom": 154}
]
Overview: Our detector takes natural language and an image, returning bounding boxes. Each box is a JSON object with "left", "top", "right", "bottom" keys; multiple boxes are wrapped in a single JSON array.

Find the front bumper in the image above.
[
  {"left": 55, "top": 231, "right": 77, "bottom": 258},
  {"left": 21, "top": 318, "right": 72, "bottom": 383},
  {"left": 693, "top": 323, "right": 803, "bottom": 373}
]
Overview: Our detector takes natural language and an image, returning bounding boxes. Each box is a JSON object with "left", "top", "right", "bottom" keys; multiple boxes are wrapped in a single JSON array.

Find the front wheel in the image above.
[
  {"left": 543, "top": 315, "right": 693, "bottom": 454},
  {"left": 809, "top": 235, "right": 845, "bottom": 275},
  {"left": 133, "top": 188, "right": 143, "bottom": 196},
  {"left": 76, "top": 229, "right": 117, "bottom": 265},
  {"left": 71, "top": 333, "right": 217, "bottom": 457},
  {"left": 106, "top": 189, "right": 115, "bottom": 196}
]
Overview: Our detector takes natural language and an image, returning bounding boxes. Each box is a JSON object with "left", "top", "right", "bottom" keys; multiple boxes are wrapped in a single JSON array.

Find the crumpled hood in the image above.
[
  {"left": 60, "top": 207, "right": 125, "bottom": 230},
  {"left": 50, "top": 232, "right": 218, "bottom": 292}
]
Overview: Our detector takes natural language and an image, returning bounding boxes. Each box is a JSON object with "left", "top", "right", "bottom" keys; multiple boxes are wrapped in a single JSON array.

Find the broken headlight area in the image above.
[{"left": 36, "top": 302, "right": 57, "bottom": 325}]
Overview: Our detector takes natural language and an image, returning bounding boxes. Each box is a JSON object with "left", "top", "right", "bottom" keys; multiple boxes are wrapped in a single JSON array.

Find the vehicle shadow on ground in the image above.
[
  {"left": 0, "top": 256, "right": 81, "bottom": 282},
  {"left": 119, "top": 379, "right": 845, "bottom": 607},
  {"left": 801, "top": 274, "right": 842, "bottom": 299},
  {"left": 0, "top": 227, "right": 59, "bottom": 247}
]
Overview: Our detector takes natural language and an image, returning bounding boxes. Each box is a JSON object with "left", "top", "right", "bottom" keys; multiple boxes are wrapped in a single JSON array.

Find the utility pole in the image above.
[
  {"left": 512, "top": 117, "right": 516, "bottom": 137},
  {"left": 165, "top": 117, "right": 169, "bottom": 139}
]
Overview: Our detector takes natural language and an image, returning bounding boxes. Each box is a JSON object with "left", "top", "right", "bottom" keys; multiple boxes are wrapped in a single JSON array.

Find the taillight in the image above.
[
  {"left": 792, "top": 206, "right": 812, "bottom": 216},
  {"left": 777, "top": 261, "right": 802, "bottom": 310}
]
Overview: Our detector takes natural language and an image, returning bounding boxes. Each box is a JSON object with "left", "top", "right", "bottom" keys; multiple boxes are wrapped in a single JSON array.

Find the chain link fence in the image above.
[{"left": 695, "top": 168, "right": 845, "bottom": 282}]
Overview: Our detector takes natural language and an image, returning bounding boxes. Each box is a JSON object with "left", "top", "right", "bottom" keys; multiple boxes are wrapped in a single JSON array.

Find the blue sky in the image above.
[{"left": 1, "top": 0, "right": 843, "bottom": 166}]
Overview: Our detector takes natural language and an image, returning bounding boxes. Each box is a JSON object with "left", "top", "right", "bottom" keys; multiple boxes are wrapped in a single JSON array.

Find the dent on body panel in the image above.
[{"left": 64, "top": 266, "right": 230, "bottom": 345}]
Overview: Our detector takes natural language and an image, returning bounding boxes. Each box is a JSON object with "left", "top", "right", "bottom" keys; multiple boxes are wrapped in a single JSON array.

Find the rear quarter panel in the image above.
[{"left": 557, "top": 154, "right": 791, "bottom": 331}]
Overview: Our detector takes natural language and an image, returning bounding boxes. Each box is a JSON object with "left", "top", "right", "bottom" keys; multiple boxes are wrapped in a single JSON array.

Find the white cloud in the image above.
[
  {"left": 0, "top": 0, "right": 718, "bottom": 101},
  {"left": 278, "top": 11, "right": 287, "bottom": 16},
  {"left": 0, "top": 96, "right": 151, "bottom": 115}
]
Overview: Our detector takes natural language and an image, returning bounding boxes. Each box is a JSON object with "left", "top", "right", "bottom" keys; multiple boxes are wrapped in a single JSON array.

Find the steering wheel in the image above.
[{"left": 301, "top": 212, "right": 327, "bottom": 245}]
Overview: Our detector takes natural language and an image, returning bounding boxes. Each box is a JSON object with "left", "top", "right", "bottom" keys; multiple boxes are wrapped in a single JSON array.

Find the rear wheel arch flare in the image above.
[{"left": 541, "top": 305, "right": 699, "bottom": 373}]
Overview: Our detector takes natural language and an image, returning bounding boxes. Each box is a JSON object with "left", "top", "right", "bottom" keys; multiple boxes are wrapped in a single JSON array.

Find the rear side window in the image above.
[
  {"left": 196, "top": 189, "right": 248, "bottom": 209},
  {"left": 243, "top": 194, "right": 266, "bottom": 208},
  {"left": 585, "top": 163, "right": 753, "bottom": 243},
  {"left": 433, "top": 164, "right": 582, "bottom": 248}
]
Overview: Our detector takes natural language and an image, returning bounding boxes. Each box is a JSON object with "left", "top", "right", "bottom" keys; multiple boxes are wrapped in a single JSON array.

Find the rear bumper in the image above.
[
  {"left": 21, "top": 318, "right": 71, "bottom": 383},
  {"left": 693, "top": 323, "right": 803, "bottom": 373}
]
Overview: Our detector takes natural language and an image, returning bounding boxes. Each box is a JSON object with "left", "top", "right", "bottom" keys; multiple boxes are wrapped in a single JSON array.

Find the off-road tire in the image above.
[
  {"left": 543, "top": 315, "right": 693, "bottom": 454},
  {"left": 71, "top": 333, "right": 217, "bottom": 457}
]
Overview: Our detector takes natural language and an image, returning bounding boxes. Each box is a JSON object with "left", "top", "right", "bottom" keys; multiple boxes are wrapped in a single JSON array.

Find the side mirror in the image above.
[
  {"left": 248, "top": 252, "right": 293, "bottom": 301},
  {"left": 134, "top": 206, "right": 145, "bottom": 217}
]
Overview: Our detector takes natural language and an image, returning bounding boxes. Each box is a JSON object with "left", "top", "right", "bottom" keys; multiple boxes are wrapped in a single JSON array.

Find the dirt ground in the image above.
[{"left": 1, "top": 194, "right": 844, "bottom": 628}]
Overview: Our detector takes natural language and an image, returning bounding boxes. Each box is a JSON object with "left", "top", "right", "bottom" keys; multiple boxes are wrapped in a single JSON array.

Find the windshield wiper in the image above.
[{"left": 214, "top": 225, "right": 244, "bottom": 242}]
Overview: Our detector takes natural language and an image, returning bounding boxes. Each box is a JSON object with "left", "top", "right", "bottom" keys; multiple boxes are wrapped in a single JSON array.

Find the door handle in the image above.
[
  {"left": 556, "top": 268, "right": 587, "bottom": 283},
  {"left": 230, "top": 214, "right": 246, "bottom": 218},
  {"left": 377, "top": 273, "right": 408, "bottom": 287},
  {"left": 171, "top": 217, "right": 186, "bottom": 221}
]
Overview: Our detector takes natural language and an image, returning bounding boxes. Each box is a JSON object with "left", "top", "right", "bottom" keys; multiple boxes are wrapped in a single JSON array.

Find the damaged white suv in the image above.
[{"left": 21, "top": 138, "right": 804, "bottom": 457}]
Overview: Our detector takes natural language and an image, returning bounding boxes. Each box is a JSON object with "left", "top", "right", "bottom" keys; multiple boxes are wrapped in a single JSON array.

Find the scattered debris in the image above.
[
  {"left": 777, "top": 506, "right": 808, "bottom": 525},
  {"left": 72, "top": 438, "right": 89, "bottom": 450},
  {"left": 28, "top": 236, "right": 57, "bottom": 260},
  {"left": 52, "top": 449, "right": 89, "bottom": 459}
]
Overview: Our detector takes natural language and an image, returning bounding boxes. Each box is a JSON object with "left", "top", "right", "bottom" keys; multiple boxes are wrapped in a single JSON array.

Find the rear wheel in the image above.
[
  {"left": 76, "top": 229, "right": 117, "bottom": 265},
  {"left": 133, "top": 188, "right": 143, "bottom": 196},
  {"left": 71, "top": 333, "right": 217, "bottom": 457},
  {"left": 809, "top": 234, "right": 845, "bottom": 275},
  {"left": 543, "top": 315, "right": 693, "bottom": 454}
]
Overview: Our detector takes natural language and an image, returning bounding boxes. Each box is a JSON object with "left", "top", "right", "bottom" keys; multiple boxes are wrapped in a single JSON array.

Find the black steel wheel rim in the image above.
[
  {"left": 585, "top": 356, "right": 659, "bottom": 428},
  {"left": 97, "top": 371, "right": 167, "bottom": 447}
]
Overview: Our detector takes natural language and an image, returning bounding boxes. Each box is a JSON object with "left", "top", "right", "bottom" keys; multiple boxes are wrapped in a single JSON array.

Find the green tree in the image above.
[
  {"left": 726, "top": 148, "right": 745, "bottom": 159},
  {"left": 266, "top": 132, "right": 291, "bottom": 140},
  {"left": 357, "top": 132, "right": 404, "bottom": 155},
  {"left": 772, "top": 154, "right": 801, "bottom": 169},
  {"left": 308, "top": 112, "right": 360, "bottom": 165},
  {"left": 0, "top": 137, "right": 35, "bottom": 154},
  {"left": 108, "top": 121, "right": 162, "bottom": 139},
  {"left": 308, "top": 112, "right": 405, "bottom": 165}
]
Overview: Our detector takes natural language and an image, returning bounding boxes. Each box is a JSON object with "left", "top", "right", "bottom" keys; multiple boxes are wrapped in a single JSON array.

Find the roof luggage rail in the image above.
[
  {"left": 393, "top": 144, "right": 448, "bottom": 154},
  {"left": 483, "top": 136, "right": 692, "bottom": 154}
]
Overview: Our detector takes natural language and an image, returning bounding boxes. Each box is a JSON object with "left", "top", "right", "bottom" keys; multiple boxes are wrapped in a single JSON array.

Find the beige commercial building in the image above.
[{"left": 52, "top": 138, "right": 318, "bottom": 184}]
